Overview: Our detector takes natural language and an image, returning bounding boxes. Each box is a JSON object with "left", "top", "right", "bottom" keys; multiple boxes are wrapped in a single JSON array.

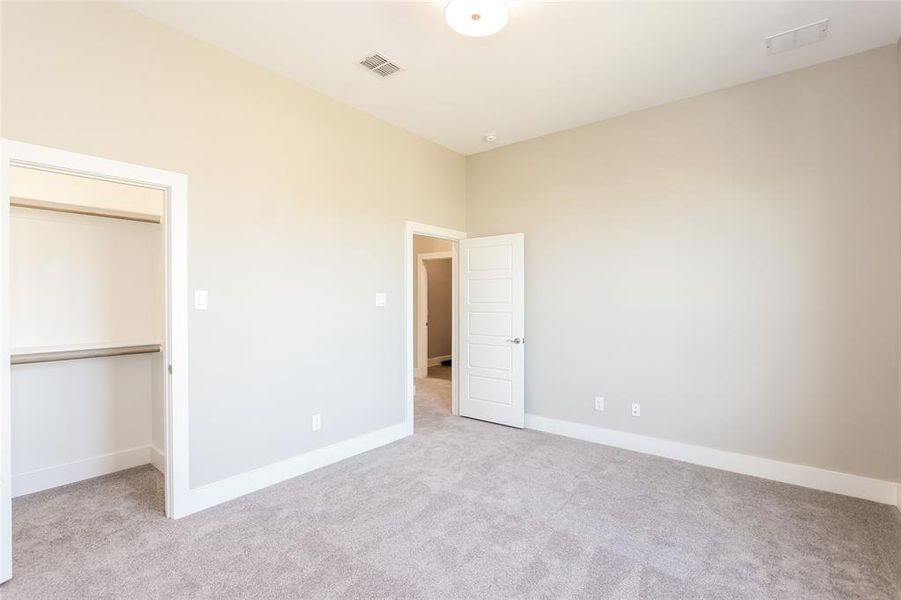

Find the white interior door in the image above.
[{"left": 458, "top": 234, "right": 524, "bottom": 428}]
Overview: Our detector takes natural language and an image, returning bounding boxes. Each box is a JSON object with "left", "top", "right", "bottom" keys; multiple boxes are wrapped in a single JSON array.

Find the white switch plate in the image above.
[
  {"left": 375, "top": 292, "right": 387, "bottom": 307},
  {"left": 311, "top": 413, "right": 321, "bottom": 431},
  {"left": 631, "top": 403, "right": 641, "bottom": 417},
  {"left": 194, "top": 290, "right": 208, "bottom": 310},
  {"left": 594, "top": 397, "right": 604, "bottom": 411}
]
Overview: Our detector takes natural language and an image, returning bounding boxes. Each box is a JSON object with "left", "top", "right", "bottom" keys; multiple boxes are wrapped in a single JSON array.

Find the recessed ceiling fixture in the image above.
[
  {"left": 765, "top": 19, "right": 829, "bottom": 55},
  {"left": 445, "top": 0, "right": 510, "bottom": 37},
  {"left": 358, "top": 52, "right": 403, "bottom": 78}
]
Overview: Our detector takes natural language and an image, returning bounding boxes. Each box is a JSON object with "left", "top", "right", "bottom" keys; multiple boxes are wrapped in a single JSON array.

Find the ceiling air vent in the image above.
[
  {"left": 358, "top": 53, "right": 403, "bottom": 78},
  {"left": 765, "top": 19, "right": 829, "bottom": 55}
]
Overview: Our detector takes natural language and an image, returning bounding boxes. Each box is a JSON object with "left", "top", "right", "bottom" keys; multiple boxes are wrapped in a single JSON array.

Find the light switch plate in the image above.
[
  {"left": 375, "top": 293, "right": 387, "bottom": 307},
  {"left": 311, "top": 413, "right": 321, "bottom": 431},
  {"left": 194, "top": 290, "right": 208, "bottom": 310}
]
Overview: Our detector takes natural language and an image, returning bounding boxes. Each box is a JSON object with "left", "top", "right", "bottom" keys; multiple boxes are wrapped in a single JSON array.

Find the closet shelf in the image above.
[
  {"left": 11, "top": 343, "right": 162, "bottom": 365},
  {"left": 11, "top": 197, "right": 161, "bottom": 224}
]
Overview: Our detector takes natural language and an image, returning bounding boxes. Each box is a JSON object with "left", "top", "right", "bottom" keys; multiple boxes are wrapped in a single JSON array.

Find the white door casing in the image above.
[
  {"left": 405, "top": 222, "right": 467, "bottom": 431},
  {"left": 0, "top": 140, "right": 190, "bottom": 584},
  {"left": 458, "top": 234, "right": 524, "bottom": 428}
]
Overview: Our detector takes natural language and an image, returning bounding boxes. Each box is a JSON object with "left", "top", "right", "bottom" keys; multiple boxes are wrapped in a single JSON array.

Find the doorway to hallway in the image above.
[
  {"left": 414, "top": 234, "right": 454, "bottom": 414},
  {"left": 404, "top": 221, "right": 525, "bottom": 433}
]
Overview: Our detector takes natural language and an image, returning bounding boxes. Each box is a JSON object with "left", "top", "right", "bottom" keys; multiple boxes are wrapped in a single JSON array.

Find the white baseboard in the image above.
[
  {"left": 12, "top": 445, "right": 152, "bottom": 498},
  {"left": 185, "top": 422, "right": 409, "bottom": 516},
  {"left": 150, "top": 445, "right": 166, "bottom": 475},
  {"left": 525, "top": 414, "right": 899, "bottom": 506},
  {"left": 427, "top": 355, "right": 451, "bottom": 367},
  {"left": 414, "top": 367, "right": 427, "bottom": 378}
]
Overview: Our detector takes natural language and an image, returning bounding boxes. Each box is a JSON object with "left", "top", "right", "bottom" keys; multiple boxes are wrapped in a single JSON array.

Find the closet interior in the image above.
[{"left": 9, "top": 166, "right": 166, "bottom": 504}]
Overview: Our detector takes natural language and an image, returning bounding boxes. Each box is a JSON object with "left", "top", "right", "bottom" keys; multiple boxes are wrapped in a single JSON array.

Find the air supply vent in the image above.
[
  {"left": 358, "top": 53, "right": 403, "bottom": 78},
  {"left": 765, "top": 19, "right": 829, "bottom": 55}
]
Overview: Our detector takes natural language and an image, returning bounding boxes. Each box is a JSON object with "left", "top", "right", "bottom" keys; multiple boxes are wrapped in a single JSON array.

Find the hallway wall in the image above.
[
  {"left": 425, "top": 258, "right": 452, "bottom": 361},
  {"left": 413, "top": 235, "right": 454, "bottom": 374}
]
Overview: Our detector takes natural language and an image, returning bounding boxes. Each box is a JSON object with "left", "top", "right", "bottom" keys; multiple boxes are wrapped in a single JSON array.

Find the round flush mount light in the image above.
[
  {"left": 484, "top": 133, "right": 498, "bottom": 143},
  {"left": 445, "top": 0, "right": 510, "bottom": 37}
]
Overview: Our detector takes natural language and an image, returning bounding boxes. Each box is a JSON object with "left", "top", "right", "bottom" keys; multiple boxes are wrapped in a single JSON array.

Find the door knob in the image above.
[{"left": 507, "top": 337, "right": 523, "bottom": 344}]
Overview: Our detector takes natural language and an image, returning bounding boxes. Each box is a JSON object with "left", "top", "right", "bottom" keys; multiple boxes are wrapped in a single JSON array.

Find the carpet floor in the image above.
[
  {"left": 4, "top": 375, "right": 901, "bottom": 599},
  {"left": 427, "top": 365, "right": 451, "bottom": 381}
]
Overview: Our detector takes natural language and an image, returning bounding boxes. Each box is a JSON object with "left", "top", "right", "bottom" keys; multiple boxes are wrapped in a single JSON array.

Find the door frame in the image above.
[
  {"left": 0, "top": 140, "right": 190, "bottom": 582},
  {"left": 404, "top": 222, "right": 466, "bottom": 433},
  {"left": 416, "top": 251, "right": 453, "bottom": 379}
]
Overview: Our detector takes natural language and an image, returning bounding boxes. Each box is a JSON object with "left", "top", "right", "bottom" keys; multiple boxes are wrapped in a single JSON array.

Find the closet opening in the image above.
[
  {"left": 0, "top": 140, "right": 190, "bottom": 584},
  {"left": 9, "top": 166, "right": 167, "bottom": 511}
]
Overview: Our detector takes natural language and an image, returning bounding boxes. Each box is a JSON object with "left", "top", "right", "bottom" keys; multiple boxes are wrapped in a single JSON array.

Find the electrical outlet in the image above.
[
  {"left": 631, "top": 403, "right": 641, "bottom": 417},
  {"left": 594, "top": 396, "right": 604, "bottom": 411},
  {"left": 311, "top": 413, "right": 321, "bottom": 431}
]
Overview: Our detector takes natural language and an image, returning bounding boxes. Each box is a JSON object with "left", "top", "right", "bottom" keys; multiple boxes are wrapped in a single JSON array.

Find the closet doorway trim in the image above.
[{"left": 0, "top": 140, "right": 190, "bottom": 583}]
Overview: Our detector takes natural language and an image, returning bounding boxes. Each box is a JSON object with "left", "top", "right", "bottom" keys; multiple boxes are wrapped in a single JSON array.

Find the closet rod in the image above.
[
  {"left": 10, "top": 199, "right": 161, "bottom": 224},
  {"left": 11, "top": 344, "right": 161, "bottom": 365}
]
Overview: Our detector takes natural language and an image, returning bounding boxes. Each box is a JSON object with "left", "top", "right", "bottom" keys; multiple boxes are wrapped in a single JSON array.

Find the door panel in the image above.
[
  {"left": 468, "top": 344, "right": 512, "bottom": 371},
  {"left": 458, "top": 234, "right": 524, "bottom": 428},
  {"left": 468, "top": 312, "right": 512, "bottom": 337},
  {"left": 468, "top": 279, "right": 512, "bottom": 303}
]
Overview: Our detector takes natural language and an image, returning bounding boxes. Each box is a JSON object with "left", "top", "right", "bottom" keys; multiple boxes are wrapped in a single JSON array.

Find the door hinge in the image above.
[{"left": 168, "top": 364, "right": 173, "bottom": 375}]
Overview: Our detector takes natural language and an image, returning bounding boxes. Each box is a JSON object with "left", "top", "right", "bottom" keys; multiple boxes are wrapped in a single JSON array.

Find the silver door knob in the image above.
[{"left": 507, "top": 337, "right": 523, "bottom": 344}]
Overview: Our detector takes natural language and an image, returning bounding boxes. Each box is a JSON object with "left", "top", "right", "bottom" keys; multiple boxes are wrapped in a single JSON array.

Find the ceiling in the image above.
[{"left": 125, "top": 1, "right": 900, "bottom": 155}]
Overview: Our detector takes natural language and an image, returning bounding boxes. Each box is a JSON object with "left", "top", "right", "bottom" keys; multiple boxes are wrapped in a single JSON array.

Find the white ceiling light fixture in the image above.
[
  {"left": 484, "top": 133, "right": 498, "bottom": 143},
  {"left": 445, "top": 0, "right": 510, "bottom": 38}
]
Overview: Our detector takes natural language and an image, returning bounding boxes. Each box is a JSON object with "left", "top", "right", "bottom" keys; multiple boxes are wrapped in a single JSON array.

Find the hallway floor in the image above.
[
  {"left": 427, "top": 364, "right": 451, "bottom": 381},
  {"left": 3, "top": 374, "right": 900, "bottom": 598}
]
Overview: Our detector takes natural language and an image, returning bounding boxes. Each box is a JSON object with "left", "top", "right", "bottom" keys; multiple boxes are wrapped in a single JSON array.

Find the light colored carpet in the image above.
[
  {"left": 427, "top": 364, "right": 451, "bottom": 381},
  {"left": 4, "top": 376, "right": 901, "bottom": 599}
]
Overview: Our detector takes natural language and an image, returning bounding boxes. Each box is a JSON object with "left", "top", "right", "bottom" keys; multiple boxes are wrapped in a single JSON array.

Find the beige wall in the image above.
[
  {"left": 425, "top": 259, "right": 452, "bottom": 360},
  {"left": 1, "top": 2, "right": 466, "bottom": 487},
  {"left": 413, "top": 235, "right": 453, "bottom": 370},
  {"left": 9, "top": 169, "right": 164, "bottom": 349},
  {"left": 467, "top": 46, "right": 901, "bottom": 483}
]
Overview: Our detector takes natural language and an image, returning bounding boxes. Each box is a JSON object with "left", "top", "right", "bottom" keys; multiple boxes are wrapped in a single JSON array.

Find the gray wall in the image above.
[
  {"left": 467, "top": 46, "right": 901, "bottom": 483},
  {"left": 1, "top": 2, "right": 466, "bottom": 487}
]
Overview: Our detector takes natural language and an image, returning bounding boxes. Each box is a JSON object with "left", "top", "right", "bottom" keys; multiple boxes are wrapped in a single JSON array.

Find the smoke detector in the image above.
[
  {"left": 765, "top": 19, "right": 829, "bottom": 55},
  {"left": 358, "top": 53, "right": 403, "bottom": 78}
]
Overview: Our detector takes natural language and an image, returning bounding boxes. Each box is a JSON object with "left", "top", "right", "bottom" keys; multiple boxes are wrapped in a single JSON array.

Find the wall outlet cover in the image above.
[
  {"left": 631, "top": 403, "right": 641, "bottom": 417},
  {"left": 194, "top": 289, "right": 208, "bottom": 310},
  {"left": 311, "top": 413, "right": 322, "bottom": 431},
  {"left": 594, "top": 397, "right": 604, "bottom": 411}
]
